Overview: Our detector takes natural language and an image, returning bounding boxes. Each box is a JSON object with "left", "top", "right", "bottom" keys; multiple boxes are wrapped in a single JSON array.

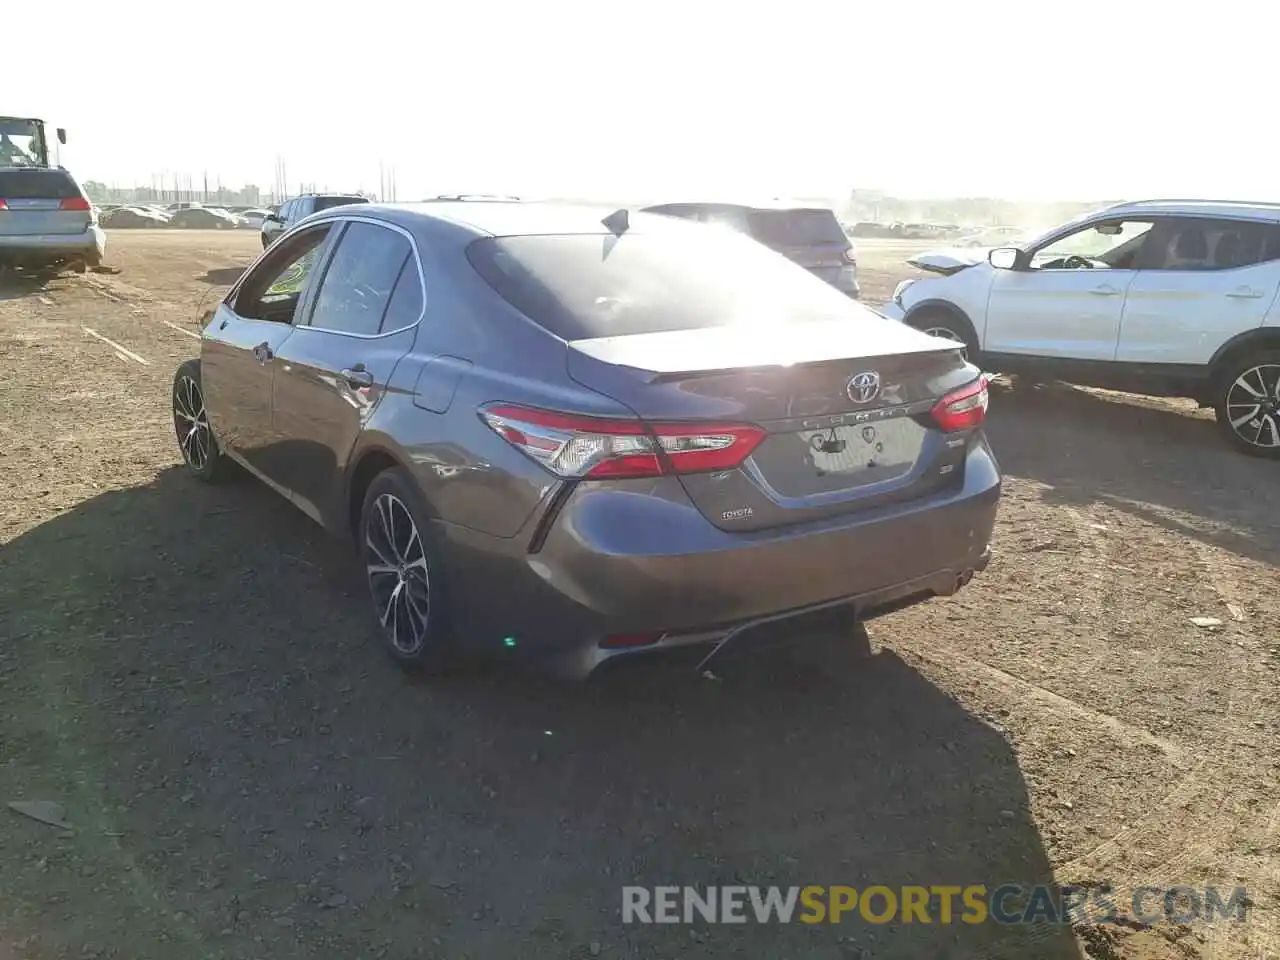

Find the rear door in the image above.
[
  {"left": 201, "top": 223, "right": 335, "bottom": 483},
  {"left": 0, "top": 169, "right": 91, "bottom": 238},
  {"left": 745, "top": 207, "right": 851, "bottom": 283},
  {"left": 1117, "top": 217, "right": 1280, "bottom": 364},
  {"left": 271, "top": 218, "right": 422, "bottom": 521}
]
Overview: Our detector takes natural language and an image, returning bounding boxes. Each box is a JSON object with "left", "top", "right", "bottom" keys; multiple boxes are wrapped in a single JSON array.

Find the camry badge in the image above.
[{"left": 847, "top": 371, "right": 881, "bottom": 405}]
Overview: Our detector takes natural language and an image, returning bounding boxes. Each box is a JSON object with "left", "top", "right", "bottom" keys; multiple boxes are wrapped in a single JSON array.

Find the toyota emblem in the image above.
[{"left": 846, "top": 371, "right": 881, "bottom": 405}]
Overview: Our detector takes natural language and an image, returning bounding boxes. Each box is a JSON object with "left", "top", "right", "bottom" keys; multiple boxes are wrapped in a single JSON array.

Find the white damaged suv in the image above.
[{"left": 878, "top": 200, "right": 1280, "bottom": 458}]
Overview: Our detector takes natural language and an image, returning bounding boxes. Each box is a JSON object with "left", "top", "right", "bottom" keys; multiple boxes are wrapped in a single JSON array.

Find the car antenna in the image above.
[{"left": 601, "top": 208, "right": 629, "bottom": 236}]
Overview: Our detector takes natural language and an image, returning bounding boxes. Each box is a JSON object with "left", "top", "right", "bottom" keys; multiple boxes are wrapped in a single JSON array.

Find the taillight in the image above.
[
  {"left": 479, "top": 403, "right": 765, "bottom": 480},
  {"left": 0, "top": 199, "right": 8, "bottom": 210},
  {"left": 60, "top": 196, "right": 91, "bottom": 211},
  {"left": 843, "top": 247, "right": 857, "bottom": 266},
  {"left": 930, "top": 376, "right": 988, "bottom": 432}
]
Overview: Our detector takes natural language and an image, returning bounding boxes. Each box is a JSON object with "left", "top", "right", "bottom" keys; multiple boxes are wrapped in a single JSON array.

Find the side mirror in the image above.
[
  {"left": 988, "top": 247, "right": 1021, "bottom": 270},
  {"left": 56, "top": 128, "right": 67, "bottom": 144}
]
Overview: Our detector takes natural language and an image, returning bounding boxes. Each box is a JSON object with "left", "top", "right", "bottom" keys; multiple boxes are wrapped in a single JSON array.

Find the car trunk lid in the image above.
[
  {"left": 566, "top": 319, "right": 982, "bottom": 532},
  {"left": 0, "top": 169, "right": 90, "bottom": 237}
]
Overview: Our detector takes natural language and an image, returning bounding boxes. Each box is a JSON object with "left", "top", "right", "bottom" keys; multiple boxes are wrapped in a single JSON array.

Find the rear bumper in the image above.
[
  {"left": 0, "top": 227, "right": 105, "bottom": 264},
  {"left": 829, "top": 271, "right": 860, "bottom": 299},
  {"left": 441, "top": 437, "right": 1000, "bottom": 676},
  {"left": 837, "top": 282, "right": 861, "bottom": 299}
]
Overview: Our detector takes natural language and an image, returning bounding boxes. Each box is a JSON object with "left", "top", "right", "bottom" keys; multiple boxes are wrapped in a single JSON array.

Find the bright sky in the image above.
[{"left": 8, "top": 0, "right": 1273, "bottom": 202}]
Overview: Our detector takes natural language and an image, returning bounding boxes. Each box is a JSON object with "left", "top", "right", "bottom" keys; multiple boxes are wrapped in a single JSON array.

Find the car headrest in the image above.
[
  {"left": 1174, "top": 229, "right": 1208, "bottom": 260},
  {"left": 1214, "top": 232, "right": 1243, "bottom": 268}
]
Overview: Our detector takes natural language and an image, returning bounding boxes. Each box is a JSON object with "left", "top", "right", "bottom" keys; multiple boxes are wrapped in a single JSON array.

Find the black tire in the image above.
[
  {"left": 907, "top": 308, "right": 981, "bottom": 365},
  {"left": 1213, "top": 349, "right": 1280, "bottom": 459},
  {"left": 172, "top": 359, "right": 232, "bottom": 481},
  {"left": 359, "top": 467, "right": 454, "bottom": 673}
]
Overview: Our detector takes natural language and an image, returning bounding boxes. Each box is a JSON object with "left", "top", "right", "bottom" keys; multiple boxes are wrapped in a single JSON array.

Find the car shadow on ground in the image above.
[
  {"left": 198, "top": 266, "right": 247, "bottom": 285},
  {"left": 0, "top": 269, "right": 64, "bottom": 301},
  {"left": 987, "top": 378, "right": 1280, "bottom": 566},
  {"left": 0, "top": 467, "right": 1079, "bottom": 960}
]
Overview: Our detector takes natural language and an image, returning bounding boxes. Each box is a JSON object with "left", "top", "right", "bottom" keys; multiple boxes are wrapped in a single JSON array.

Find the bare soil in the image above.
[{"left": 1, "top": 231, "right": 1277, "bottom": 960}]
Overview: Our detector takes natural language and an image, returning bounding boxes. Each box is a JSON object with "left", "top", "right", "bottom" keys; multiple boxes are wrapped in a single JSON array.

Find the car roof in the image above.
[
  {"left": 643, "top": 199, "right": 838, "bottom": 213},
  {"left": 323, "top": 200, "right": 684, "bottom": 239},
  {"left": 1099, "top": 199, "right": 1280, "bottom": 222}
]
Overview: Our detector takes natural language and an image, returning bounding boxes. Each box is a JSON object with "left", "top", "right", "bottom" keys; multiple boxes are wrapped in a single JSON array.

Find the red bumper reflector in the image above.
[{"left": 599, "top": 631, "right": 664, "bottom": 649}]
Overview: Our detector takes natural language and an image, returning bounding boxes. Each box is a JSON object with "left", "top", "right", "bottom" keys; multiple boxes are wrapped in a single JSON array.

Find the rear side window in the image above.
[
  {"left": 1140, "top": 218, "right": 1280, "bottom": 271},
  {"left": 309, "top": 221, "right": 412, "bottom": 335},
  {"left": 0, "top": 170, "right": 80, "bottom": 200},
  {"left": 466, "top": 228, "right": 861, "bottom": 341},
  {"left": 746, "top": 208, "right": 847, "bottom": 246},
  {"left": 379, "top": 260, "right": 425, "bottom": 332},
  {"left": 315, "top": 196, "right": 367, "bottom": 212}
]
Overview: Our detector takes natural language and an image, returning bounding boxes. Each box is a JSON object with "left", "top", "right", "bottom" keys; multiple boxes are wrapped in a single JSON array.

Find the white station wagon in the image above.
[{"left": 879, "top": 199, "right": 1280, "bottom": 458}]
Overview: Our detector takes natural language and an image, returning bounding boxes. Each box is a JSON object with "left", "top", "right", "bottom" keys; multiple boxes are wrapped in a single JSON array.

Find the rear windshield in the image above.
[
  {"left": 0, "top": 170, "right": 80, "bottom": 200},
  {"left": 466, "top": 228, "right": 861, "bottom": 340},
  {"left": 747, "top": 208, "right": 847, "bottom": 246},
  {"left": 314, "top": 196, "right": 368, "bottom": 211}
]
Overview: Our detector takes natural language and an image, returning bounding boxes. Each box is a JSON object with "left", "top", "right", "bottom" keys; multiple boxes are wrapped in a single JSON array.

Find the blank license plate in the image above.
[{"left": 800, "top": 419, "right": 925, "bottom": 480}]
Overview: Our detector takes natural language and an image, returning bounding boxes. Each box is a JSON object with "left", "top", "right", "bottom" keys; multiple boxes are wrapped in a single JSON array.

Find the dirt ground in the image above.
[{"left": 1, "top": 231, "right": 1277, "bottom": 960}]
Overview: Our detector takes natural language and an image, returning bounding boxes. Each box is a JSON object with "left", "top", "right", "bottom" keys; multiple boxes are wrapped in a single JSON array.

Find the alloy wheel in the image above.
[
  {"left": 365, "top": 493, "right": 432, "bottom": 655},
  {"left": 1225, "top": 363, "right": 1280, "bottom": 450},
  {"left": 173, "top": 374, "right": 212, "bottom": 471}
]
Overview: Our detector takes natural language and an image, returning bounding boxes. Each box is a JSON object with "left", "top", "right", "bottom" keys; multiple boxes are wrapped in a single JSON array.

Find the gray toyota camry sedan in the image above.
[{"left": 171, "top": 201, "right": 1000, "bottom": 678}]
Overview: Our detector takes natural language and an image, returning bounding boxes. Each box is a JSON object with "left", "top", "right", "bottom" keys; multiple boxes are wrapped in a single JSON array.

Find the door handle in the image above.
[
  {"left": 341, "top": 364, "right": 374, "bottom": 388},
  {"left": 1090, "top": 283, "right": 1120, "bottom": 296},
  {"left": 1226, "top": 286, "right": 1264, "bottom": 299},
  {"left": 252, "top": 341, "right": 273, "bottom": 363}
]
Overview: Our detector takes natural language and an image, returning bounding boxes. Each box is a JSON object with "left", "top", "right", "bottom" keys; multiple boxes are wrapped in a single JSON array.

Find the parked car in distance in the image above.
[
  {"left": 169, "top": 206, "right": 239, "bottom": 230},
  {"left": 260, "top": 193, "right": 368, "bottom": 248},
  {"left": 101, "top": 205, "right": 171, "bottom": 228},
  {"left": 0, "top": 167, "right": 104, "bottom": 273},
  {"left": 880, "top": 199, "right": 1280, "bottom": 458},
  {"left": 423, "top": 194, "right": 522, "bottom": 202},
  {"left": 171, "top": 201, "right": 999, "bottom": 680},
  {"left": 641, "top": 200, "right": 861, "bottom": 299},
  {"left": 235, "top": 208, "right": 272, "bottom": 229}
]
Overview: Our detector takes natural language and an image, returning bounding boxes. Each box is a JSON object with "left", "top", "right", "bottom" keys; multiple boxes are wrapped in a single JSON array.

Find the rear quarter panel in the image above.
[{"left": 351, "top": 232, "right": 636, "bottom": 541}]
